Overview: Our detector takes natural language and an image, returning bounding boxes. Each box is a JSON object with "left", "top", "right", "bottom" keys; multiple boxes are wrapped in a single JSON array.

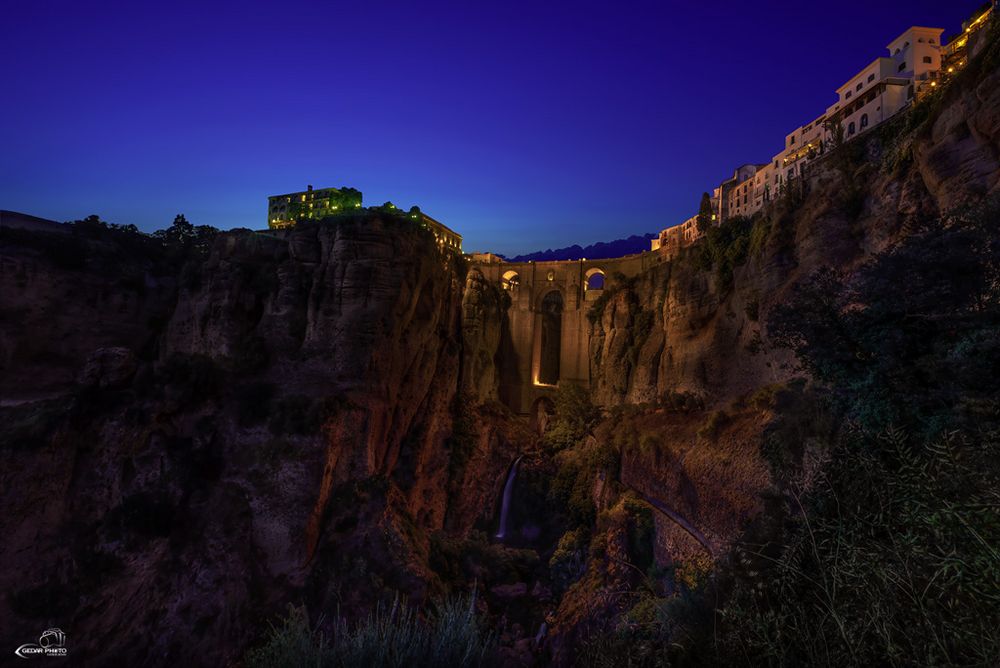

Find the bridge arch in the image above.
[
  {"left": 501, "top": 270, "right": 520, "bottom": 291},
  {"left": 584, "top": 267, "right": 606, "bottom": 291},
  {"left": 534, "top": 290, "right": 563, "bottom": 386}
]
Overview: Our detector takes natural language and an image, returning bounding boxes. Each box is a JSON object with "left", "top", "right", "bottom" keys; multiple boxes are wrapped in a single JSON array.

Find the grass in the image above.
[{"left": 244, "top": 595, "right": 495, "bottom": 668}]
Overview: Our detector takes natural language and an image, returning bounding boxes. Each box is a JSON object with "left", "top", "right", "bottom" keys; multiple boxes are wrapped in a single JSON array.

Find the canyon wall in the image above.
[
  {"left": 589, "top": 57, "right": 1000, "bottom": 409},
  {"left": 0, "top": 215, "right": 522, "bottom": 665}
]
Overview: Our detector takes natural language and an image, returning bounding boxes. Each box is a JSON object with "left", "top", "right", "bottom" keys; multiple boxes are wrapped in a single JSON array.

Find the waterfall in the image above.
[{"left": 495, "top": 456, "right": 523, "bottom": 540}]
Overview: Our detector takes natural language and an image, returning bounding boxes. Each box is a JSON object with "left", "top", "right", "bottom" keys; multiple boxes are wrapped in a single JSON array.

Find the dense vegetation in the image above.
[
  {"left": 245, "top": 596, "right": 495, "bottom": 668},
  {"left": 713, "top": 195, "right": 1000, "bottom": 666}
]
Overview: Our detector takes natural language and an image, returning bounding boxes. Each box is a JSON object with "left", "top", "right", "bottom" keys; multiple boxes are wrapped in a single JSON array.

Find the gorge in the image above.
[{"left": 2, "top": 19, "right": 1000, "bottom": 668}]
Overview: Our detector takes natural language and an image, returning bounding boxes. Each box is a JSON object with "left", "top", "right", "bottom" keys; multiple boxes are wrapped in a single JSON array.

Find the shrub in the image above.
[
  {"left": 695, "top": 215, "right": 754, "bottom": 291},
  {"left": 716, "top": 429, "right": 1000, "bottom": 666},
  {"left": 696, "top": 410, "right": 728, "bottom": 440},
  {"left": 549, "top": 528, "right": 589, "bottom": 593},
  {"left": 245, "top": 596, "right": 495, "bottom": 668},
  {"left": 542, "top": 382, "right": 602, "bottom": 452},
  {"left": 747, "top": 383, "right": 784, "bottom": 410}
]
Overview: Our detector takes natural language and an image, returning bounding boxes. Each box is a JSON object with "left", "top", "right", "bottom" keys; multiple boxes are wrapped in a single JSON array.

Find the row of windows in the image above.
[{"left": 846, "top": 114, "right": 871, "bottom": 136}]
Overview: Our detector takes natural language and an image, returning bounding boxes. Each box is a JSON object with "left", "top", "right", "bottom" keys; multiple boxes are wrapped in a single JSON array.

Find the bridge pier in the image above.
[{"left": 470, "top": 250, "right": 665, "bottom": 414}]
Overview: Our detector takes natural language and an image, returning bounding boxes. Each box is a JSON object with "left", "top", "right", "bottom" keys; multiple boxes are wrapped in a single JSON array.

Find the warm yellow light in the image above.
[{"left": 948, "top": 67, "right": 954, "bottom": 72}]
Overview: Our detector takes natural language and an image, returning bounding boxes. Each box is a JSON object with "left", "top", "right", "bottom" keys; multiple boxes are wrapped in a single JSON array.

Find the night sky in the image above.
[{"left": 1, "top": 0, "right": 974, "bottom": 255}]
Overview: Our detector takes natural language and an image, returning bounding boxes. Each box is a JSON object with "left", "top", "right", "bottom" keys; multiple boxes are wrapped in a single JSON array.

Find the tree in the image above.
[{"left": 696, "top": 192, "right": 714, "bottom": 233}]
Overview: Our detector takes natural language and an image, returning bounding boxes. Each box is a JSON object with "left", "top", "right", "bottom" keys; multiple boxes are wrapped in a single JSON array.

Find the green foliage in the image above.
[
  {"left": 549, "top": 528, "right": 589, "bottom": 593},
  {"left": 747, "top": 383, "right": 783, "bottom": 410},
  {"left": 768, "top": 196, "right": 1000, "bottom": 436},
  {"left": 542, "top": 383, "right": 602, "bottom": 452},
  {"left": 658, "top": 390, "right": 704, "bottom": 412},
  {"left": 549, "top": 435, "right": 620, "bottom": 528},
  {"left": 710, "top": 195, "right": 1000, "bottom": 666},
  {"left": 696, "top": 410, "right": 728, "bottom": 440},
  {"left": 245, "top": 596, "right": 495, "bottom": 668},
  {"left": 695, "top": 192, "right": 714, "bottom": 233},
  {"left": 696, "top": 215, "right": 754, "bottom": 290},
  {"left": 717, "top": 429, "right": 1000, "bottom": 666},
  {"left": 152, "top": 213, "right": 219, "bottom": 259},
  {"left": 748, "top": 215, "right": 772, "bottom": 256},
  {"left": 429, "top": 531, "right": 538, "bottom": 589},
  {"left": 622, "top": 496, "right": 656, "bottom": 572}
]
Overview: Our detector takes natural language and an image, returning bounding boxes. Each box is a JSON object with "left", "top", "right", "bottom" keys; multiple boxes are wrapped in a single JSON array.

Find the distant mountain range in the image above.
[{"left": 502, "top": 233, "right": 657, "bottom": 262}]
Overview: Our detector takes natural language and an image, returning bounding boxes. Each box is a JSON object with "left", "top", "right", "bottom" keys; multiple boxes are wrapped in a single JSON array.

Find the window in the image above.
[
  {"left": 894, "top": 48, "right": 901, "bottom": 55},
  {"left": 904, "top": 41, "right": 910, "bottom": 48},
  {"left": 923, "top": 56, "right": 932, "bottom": 63},
  {"left": 860, "top": 113, "right": 869, "bottom": 128},
  {"left": 868, "top": 73, "right": 875, "bottom": 82},
  {"left": 929, "top": 38, "right": 936, "bottom": 44},
  {"left": 899, "top": 61, "right": 907, "bottom": 72},
  {"left": 790, "top": 135, "right": 796, "bottom": 144},
  {"left": 846, "top": 90, "right": 852, "bottom": 99},
  {"left": 856, "top": 82, "right": 863, "bottom": 91},
  {"left": 848, "top": 121, "right": 856, "bottom": 136}
]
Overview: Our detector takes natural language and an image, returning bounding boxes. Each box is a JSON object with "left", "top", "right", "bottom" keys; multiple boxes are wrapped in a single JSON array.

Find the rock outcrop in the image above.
[{"left": 0, "top": 215, "right": 519, "bottom": 665}]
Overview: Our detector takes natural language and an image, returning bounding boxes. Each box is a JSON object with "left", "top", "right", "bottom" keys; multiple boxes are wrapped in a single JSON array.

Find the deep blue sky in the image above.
[{"left": 1, "top": 0, "right": 975, "bottom": 255}]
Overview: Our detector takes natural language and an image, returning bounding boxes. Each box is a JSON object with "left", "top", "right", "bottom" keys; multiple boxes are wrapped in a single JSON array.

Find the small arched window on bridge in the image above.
[
  {"left": 584, "top": 268, "right": 605, "bottom": 291},
  {"left": 501, "top": 270, "right": 520, "bottom": 291}
]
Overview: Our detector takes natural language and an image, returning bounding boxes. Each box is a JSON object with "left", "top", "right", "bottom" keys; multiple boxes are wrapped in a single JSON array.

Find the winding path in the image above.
[{"left": 627, "top": 487, "right": 715, "bottom": 556}]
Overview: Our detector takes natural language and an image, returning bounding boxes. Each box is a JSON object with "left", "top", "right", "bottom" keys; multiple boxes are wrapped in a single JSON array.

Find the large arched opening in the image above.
[
  {"left": 501, "top": 270, "right": 520, "bottom": 291},
  {"left": 584, "top": 268, "right": 606, "bottom": 291},
  {"left": 537, "top": 290, "right": 563, "bottom": 386}
]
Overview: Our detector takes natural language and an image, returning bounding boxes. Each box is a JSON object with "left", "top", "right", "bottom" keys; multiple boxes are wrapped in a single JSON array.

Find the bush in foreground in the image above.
[{"left": 245, "top": 595, "right": 495, "bottom": 668}]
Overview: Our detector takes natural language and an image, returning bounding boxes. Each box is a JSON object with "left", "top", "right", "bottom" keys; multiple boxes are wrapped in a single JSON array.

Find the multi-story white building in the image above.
[{"left": 652, "top": 11, "right": 992, "bottom": 255}]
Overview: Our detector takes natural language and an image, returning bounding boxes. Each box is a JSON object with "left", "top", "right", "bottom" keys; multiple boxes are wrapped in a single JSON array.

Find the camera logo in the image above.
[{"left": 14, "top": 628, "right": 67, "bottom": 659}]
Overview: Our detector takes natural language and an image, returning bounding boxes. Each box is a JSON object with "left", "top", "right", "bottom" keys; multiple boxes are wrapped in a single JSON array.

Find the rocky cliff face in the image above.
[
  {"left": 589, "top": 57, "right": 1000, "bottom": 409},
  {"left": 2, "top": 34, "right": 998, "bottom": 668},
  {"left": 0, "top": 215, "right": 522, "bottom": 665}
]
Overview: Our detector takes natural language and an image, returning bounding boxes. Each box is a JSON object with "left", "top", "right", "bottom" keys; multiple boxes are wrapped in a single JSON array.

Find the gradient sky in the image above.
[{"left": 1, "top": 0, "right": 975, "bottom": 255}]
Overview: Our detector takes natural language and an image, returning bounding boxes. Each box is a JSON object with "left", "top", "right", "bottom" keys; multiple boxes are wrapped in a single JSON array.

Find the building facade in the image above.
[
  {"left": 267, "top": 185, "right": 363, "bottom": 228},
  {"left": 651, "top": 11, "right": 994, "bottom": 255},
  {"left": 266, "top": 185, "right": 463, "bottom": 252}
]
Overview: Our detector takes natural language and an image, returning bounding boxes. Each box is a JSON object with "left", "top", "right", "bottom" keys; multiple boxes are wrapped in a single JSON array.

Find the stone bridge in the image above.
[{"left": 470, "top": 250, "right": 667, "bottom": 416}]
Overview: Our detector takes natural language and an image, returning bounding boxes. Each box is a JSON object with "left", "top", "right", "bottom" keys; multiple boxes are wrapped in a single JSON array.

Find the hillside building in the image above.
[
  {"left": 266, "top": 185, "right": 462, "bottom": 252},
  {"left": 650, "top": 11, "right": 995, "bottom": 255},
  {"left": 267, "top": 185, "right": 362, "bottom": 228}
]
